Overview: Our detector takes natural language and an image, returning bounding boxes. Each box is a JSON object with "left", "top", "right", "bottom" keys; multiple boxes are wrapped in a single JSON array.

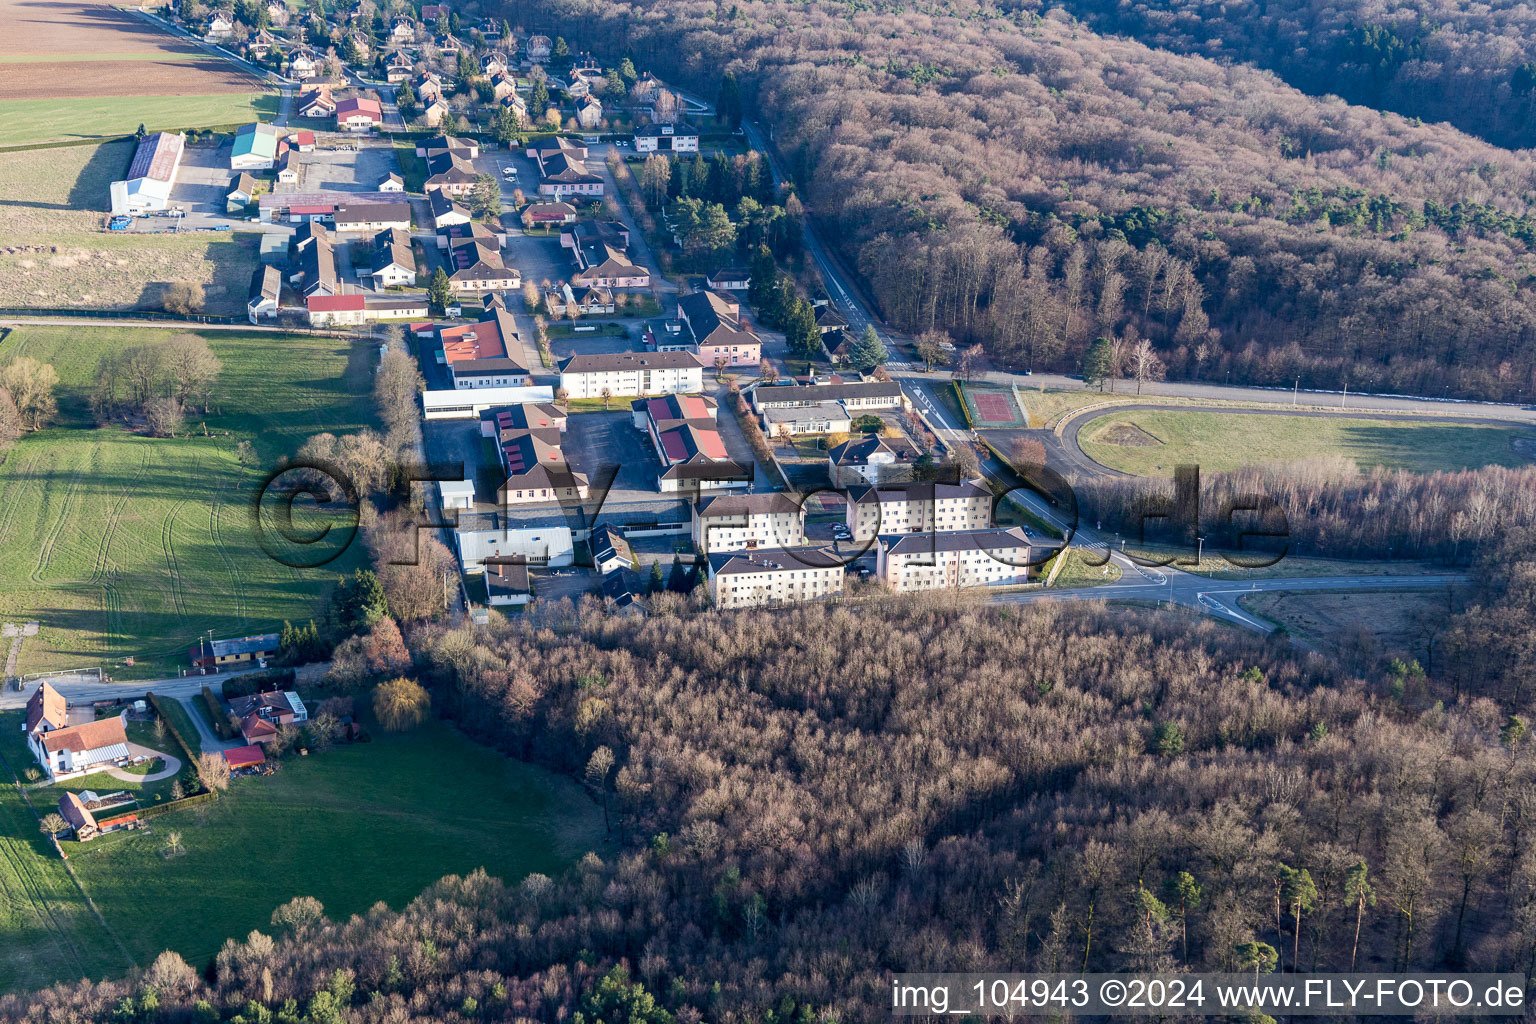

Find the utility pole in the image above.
[
  {"left": 1342, "top": 382, "right": 1348, "bottom": 409},
  {"left": 1293, "top": 378, "right": 1299, "bottom": 407}
]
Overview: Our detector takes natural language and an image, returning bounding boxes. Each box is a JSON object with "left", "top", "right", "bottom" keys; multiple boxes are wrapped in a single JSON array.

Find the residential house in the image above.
[
  {"left": 423, "top": 150, "right": 477, "bottom": 195},
  {"left": 335, "top": 96, "right": 383, "bottom": 131},
  {"left": 560, "top": 217, "right": 628, "bottom": 252},
  {"left": 707, "top": 266, "right": 751, "bottom": 292},
  {"left": 438, "top": 307, "right": 529, "bottom": 387},
  {"left": 109, "top": 131, "right": 183, "bottom": 216},
  {"left": 288, "top": 47, "right": 320, "bottom": 79},
  {"left": 576, "top": 94, "right": 603, "bottom": 129},
  {"left": 436, "top": 33, "right": 462, "bottom": 55},
  {"left": 845, "top": 481, "right": 994, "bottom": 542},
  {"left": 32, "top": 714, "right": 131, "bottom": 780},
  {"left": 691, "top": 492, "right": 806, "bottom": 554},
  {"left": 378, "top": 171, "right": 405, "bottom": 192},
  {"left": 501, "top": 90, "right": 528, "bottom": 121},
  {"left": 558, "top": 350, "right": 705, "bottom": 400},
  {"left": 600, "top": 566, "right": 650, "bottom": 615},
  {"left": 333, "top": 200, "right": 411, "bottom": 233},
  {"left": 489, "top": 72, "right": 518, "bottom": 102},
  {"left": 227, "top": 171, "right": 258, "bottom": 213},
  {"left": 369, "top": 226, "right": 416, "bottom": 288},
  {"left": 633, "top": 121, "right": 700, "bottom": 153},
  {"left": 389, "top": 16, "right": 415, "bottom": 43},
  {"left": 708, "top": 548, "right": 844, "bottom": 609},
  {"left": 24, "top": 682, "right": 67, "bottom": 743},
  {"left": 677, "top": 290, "right": 760, "bottom": 368},
  {"left": 298, "top": 86, "right": 336, "bottom": 118},
  {"left": 417, "top": 134, "right": 477, "bottom": 160},
  {"left": 589, "top": 524, "right": 635, "bottom": 574},
  {"left": 189, "top": 632, "right": 281, "bottom": 670},
  {"left": 228, "top": 690, "right": 308, "bottom": 745},
  {"left": 413, "top": 70, "right": 445, "bottom": 104},
  {"left": 521, "top": 200, "right": 577, "bottom": 228},
  {"left": 545, "top": 283, "right": 614, "bottom": 316},
  {"left": 479, "top": 17, "right": 502, "bottom": 38},
  {"left": 385, "top": 49, "right": 415, "bottom": 81},
  {"left": 420, "top": 2, "right": 451, "bottom": 20},
  {"left": 247, "top": 265, "right": 281, "bottom": 323},
  {"left": 422, "top": 98, "right": 451, "bottom": 128},
  {"left": 482, "top": 51, "right": 509, "bottom": 76},
  {"left": 484, "top": 558, "right": 533, "bottom": 606},
  {"left": 572, "top": 244, "right": 648, "bottom": 287},
  {"left": 205, "top": 8, "right": 235, "bottom": 40},
  {"left": 58, "top": 792, "right": 100, "bottom": 840},
  {"left": 265, "top": 0, "right": 290, "bottom": 26},
  {"left": 428, "top": 188, "right": 472, "bottom": 228},
  {"left": 876, "top": 526, "right": 1045, "bottom": 591},
  {"left": 246, "top": 28, "right": 279, "bottom": 59},
  {"left": 525, "top": 33, "right": 551, "bottom": 62},
  {"left": 535, "top": 152, "right": 603, "bottom": 198},
  {"left": 828, "top": 434, "right": 920, "bottom": 487}
]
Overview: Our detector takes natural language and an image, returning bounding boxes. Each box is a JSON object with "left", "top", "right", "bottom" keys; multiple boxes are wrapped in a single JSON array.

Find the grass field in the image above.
[
  {"left": 1241, "top": 587, "right": 1451, "bottom": 655},
  {"left": 1078, "top": 410, "right": 1536, "bottom": 476},
  {"left": 0, "top": 325, "right": 378, "bottom": 678},
  {"left": 0, "top": 712, "right": 604, "bottom": 990},
  {"left": 0, "top": 93, "right": 278, "bottom": 148},
  {"left": 1047, "top": 548, "right": 1122, "bottom": 586},
  {"left": 0, "top": 141, "right": 257, "bottom": 314}
]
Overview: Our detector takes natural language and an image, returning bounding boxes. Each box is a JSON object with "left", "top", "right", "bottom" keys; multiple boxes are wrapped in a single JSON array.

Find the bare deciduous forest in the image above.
[
  {"left": 12, "top": 594, "right": 1536, "bottom": 1022},
  {"left": 524, "top": 0, "right": 1536, "bottom": 399}
]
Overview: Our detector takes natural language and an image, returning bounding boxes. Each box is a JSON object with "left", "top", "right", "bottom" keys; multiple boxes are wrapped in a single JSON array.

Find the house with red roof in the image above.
[
  {"left": 437, "top": 307, "right": 531, "bottom": 389},
  {"left": 335, "top": 96, "right": 384, "bottom": 132},
  {"left": 631, "top": 393, "right": 747, "bottom": 493}
]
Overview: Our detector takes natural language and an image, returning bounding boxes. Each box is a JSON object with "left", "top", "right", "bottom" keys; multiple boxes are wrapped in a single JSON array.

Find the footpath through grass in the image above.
[
  {"left": 0, "top": 325, "right": 378, "bottom": 678},
  {"left": 66, "top": 719, "right": 604, "bottom": 974},
  {"left": 1078, "top": 409, "right": 1535, "bottom": 477}
]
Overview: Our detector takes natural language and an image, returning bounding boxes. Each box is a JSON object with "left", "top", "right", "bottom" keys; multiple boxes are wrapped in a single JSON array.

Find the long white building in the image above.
[
  {"left": 557, "top": 351, "right": 704, "bottom": 399},
  {"left": 875, "top": 527, "right": 1044, "bottom": 591}
]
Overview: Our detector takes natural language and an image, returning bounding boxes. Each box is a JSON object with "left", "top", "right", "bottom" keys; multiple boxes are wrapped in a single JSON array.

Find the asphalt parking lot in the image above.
[
  {"left": 562, "top": 410, "right": 662, "bottom": 500},
  {"left": 283, "top": 142, "right": 398, "bottom": 192}
]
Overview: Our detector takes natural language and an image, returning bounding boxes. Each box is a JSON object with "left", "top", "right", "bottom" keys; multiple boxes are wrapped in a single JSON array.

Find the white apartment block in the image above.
[
  {"left": 876, "top": 527, "right": 1039, "bottom": 591},
  {"left": 558, "top": 351, "right": 704, "bottom": 399},
  {"left": 692, "top": 493, "right": 806, "bottom": 554},
  {"left": 845, "top": 481, "right": 993, "bottom": 541},
  {"left": 708, "top": 548, "right": 845, "bottom": 609}
]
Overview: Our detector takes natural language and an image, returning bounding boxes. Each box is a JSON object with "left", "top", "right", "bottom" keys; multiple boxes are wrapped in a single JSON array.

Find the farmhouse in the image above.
[
  {"left": 336, "top": 96, "right": 384, "bottom": 131},
  {"left": 369, "top": 227, "right": 416, "bottom": 288},
  {"left": 231, "top": 122, "right": 281, "bottom": 169},
  {"left": 633, "top": 122, "right": 700, "bottom": 153},
  {"left": 558, "top": 350, "right": 705, "bottom": 399},
  {"left": 189, "top": 632, "right": 281, "bottom": 670},
  {"left": 25, "top": 682, "right": 67, "bottom": 738},
  {"left": 109, "top": 131, "right": 184, "bottom": 216},
  {"left": 707, "top": 548, "right": 844, "bottom": 609},
  {"left": 31, "top": 714, "right": 131, "bottom": 781},
  {"left": 691, "top": 492, "right": 807, "bottom": 553},
  {"left": 247, "top": 265, "right": 282, "bottom": 323},
  {"left": 875, "top": 527, "right": 1046, "bottom": 591},
  {"left": 677, "top": 291, "right": 760, "bottom": 367}
]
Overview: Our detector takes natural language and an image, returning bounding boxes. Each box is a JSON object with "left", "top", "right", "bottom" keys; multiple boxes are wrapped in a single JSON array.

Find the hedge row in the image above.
[
  {"left": 201, "top": 687, "right": 238, "bottom": 740},
  {"left": 136, "top": 790, "right": 218, "bottom": 819},
  {"left": 221, "top": 667, "right": 296, "bottom": 699},
  {"left": 143, "top": 692, "right": 208, "bottom": 793},
  {"left": 952, "top": 381, "right": 975, "bottom": 428}
]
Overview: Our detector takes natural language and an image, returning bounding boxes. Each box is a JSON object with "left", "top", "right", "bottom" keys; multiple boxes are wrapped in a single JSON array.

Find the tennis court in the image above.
[{"left": 960, "top": 383, "right": 1028, "bottom": 427}]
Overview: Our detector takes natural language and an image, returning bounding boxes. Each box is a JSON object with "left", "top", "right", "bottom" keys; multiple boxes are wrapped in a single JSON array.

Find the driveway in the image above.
[
  {"left": 105, "top": 744, "right": 183, "bottom": 782},
  {"left": 174, "top": 695, "right": 241, "bottom": 754}
]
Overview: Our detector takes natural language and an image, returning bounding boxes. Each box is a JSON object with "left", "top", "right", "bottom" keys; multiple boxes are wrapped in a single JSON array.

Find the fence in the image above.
[{"left": 0, "top": 306, "right": 241, "bottom": 325}]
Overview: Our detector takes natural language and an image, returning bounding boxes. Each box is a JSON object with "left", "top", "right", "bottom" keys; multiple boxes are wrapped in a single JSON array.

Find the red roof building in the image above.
[{"left": 223, "top": 744, "right": 268, "bottom": 768}]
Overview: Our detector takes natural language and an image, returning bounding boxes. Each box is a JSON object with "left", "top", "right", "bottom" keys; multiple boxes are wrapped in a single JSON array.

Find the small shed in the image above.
[{"left": 223, "top": 744, "right": 267, "bottom": 769}]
